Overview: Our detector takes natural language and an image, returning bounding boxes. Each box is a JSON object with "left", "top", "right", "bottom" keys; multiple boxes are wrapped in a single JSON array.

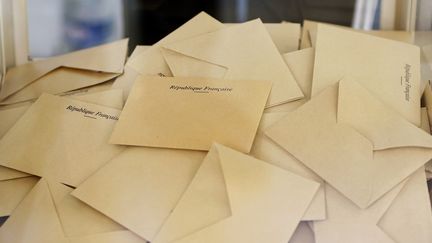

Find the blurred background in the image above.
[{"left": 24, "top": 0, "right": 431, "bottom": 58}]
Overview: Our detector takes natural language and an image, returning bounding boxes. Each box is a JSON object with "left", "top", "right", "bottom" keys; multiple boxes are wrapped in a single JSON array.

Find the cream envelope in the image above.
[
  {"left": 226, "top": 22, "right": 300, "bottom": 53},
  {"left": 266, "top": 79, "right": 432, "bottom": 208},
  {"left": 160, "top": 19, "right": 304, "bottom": 107},
  {"left": 149, "top": 144, "right": 319, "bottom": 243},
  {"left": 300, "top": 20, "right": 414, "bottom": 49},
  {"left": 314, "top": 168, "right": 432, "bottom": 243},
  {"left": 312, "top": 24, "right": 421, "bottom": 126},
  {"left": 0, "top": 93, "right": 124, "bottom": 186},
  {"left": 0, "top": 39, "right": 128, "bottom": 105},
  {"left": 250, "top": 112, "right": 326, "bottom": 221},
  {"left": 265, "top": 47, "right": 314, "bottom": 113},
  {"left": 0, "top": 176, "right": 39, "bottom": 217},
  {"left": 0, "top": 178, "right": 146, "bottom": 243},
  {"left": 72, "top": 147, "right": 206, "bottom": 241},
  {"left": 110, "top": 76, "right": 271, "bottom": 153},
  {"left": 112, "top": 12, "right": 224, "bottom": 99}
]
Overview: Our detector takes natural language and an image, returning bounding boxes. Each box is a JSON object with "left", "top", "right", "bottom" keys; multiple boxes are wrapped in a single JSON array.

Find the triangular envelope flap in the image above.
[
  {"left": 0, "top": 179, "right": 69, "bottom": 243},
  {"left": 0, "top": 166, "right": 30, "bottom": 181},
  {"left": 59, "top": 38, "right": 129, "bottom": 73},
  {"left": 152, "top": 145, "right": 231, "bottom": 243},
  {"left": 337, "top": 79, "right": 432, "bottom": 150},
  {"left": 47, "top": 181, "right": 124, "bottom": 237},
  {"left": 161, "top": 48, "right": 228, "bottom": 79}
]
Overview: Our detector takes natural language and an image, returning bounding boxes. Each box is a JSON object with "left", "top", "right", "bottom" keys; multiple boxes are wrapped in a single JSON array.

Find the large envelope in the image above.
[
  {"left": 72, "top": 147, "right": 206, "bottom": 241},
  {"left": 149, "top": 144, "right": 319, "bottom": 243},
  {"left": 0, "top": 93, "right": 124, "bottom": 186},
  {"left": 265, "top": 47, "right": 314, "bottom": 113},
  {"left": 266, "top": 79, "right": 432, "bottom": 208},
  {"left": 312, "top": 24, "right": 421, "bottom": 125},
  {"left": 0, "top": 178, "right": 146, "bottom": 243},
  {"left": 0, "top": 39, "right": 128, "bottom": 105},
  {"left": 250, "top": 112, "right": 326, "bottom": 221},
  {"left": 110, "top": 76, "right": 271, "bottom": 152},
  {"left": 112, "top": 12, "right": 224, "bottom": 99},
  {"left": 314, "top": 168, "right": 432, "bottom": 243},
  {"left": 160, "top": 19, "right": 304, "bottom": 107}
]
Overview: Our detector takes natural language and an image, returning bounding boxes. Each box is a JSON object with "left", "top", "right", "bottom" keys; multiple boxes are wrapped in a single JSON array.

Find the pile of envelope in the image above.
[{"left": 0, "top": 12, "right": 431, "bottom": 243}]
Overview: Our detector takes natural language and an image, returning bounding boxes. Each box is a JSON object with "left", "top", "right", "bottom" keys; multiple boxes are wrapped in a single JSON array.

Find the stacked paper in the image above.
[{"left": 0, "top": 12, "right": 431, "bottom": 243}]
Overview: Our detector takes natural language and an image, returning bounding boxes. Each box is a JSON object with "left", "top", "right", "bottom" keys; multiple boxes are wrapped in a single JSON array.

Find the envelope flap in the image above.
[
  {"left": 0, "top": 179, "right": 69, "bottom": 243},
  {"left": 0, "top": 166, "right": 30, "bottom": 181},
  {"left": 337, "top": 79, "right": 432, "bottom": 150}
]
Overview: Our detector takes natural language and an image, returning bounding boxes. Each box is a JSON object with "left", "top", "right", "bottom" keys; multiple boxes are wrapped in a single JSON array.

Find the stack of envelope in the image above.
[{"left": 0, "top": 11, "right": 431, "bottom": 243}]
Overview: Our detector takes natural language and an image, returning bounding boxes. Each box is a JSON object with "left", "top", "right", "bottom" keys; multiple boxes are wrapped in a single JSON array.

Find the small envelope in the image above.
[
  {"left": 0, "top": 93, "right": 124, "bottom": 186},
  {"left": 72, "top": 147, "right": 207, "bottom": 241},
  {"left": 266, "top": 79, "right": 432, "bottom": 208},
  {"left": 0, "top": 39, "right": 128, "bottom": 105},
  {"left": 150, "top": 144, "right": 319, "bottom": 243},
  {"left": 110, "top": 76, "right": 271, "bottom": 152},
  {"left": 0, "top": 176, "right": 39, "bottom": 217},
  {"left": 0, "top": 178, "right": 146, "bottom": 243},
  {"left": 250, "top": 112, "right": 326, "bottom": 221},
  {"left": 312, "top": 24, "right": 421, "bottom": 125},
  {"left": 160, "top": 19, "right": 304, "bottom": 107},
  {"left": 113, "top": 12, "right": 224, "bottom": 98}
]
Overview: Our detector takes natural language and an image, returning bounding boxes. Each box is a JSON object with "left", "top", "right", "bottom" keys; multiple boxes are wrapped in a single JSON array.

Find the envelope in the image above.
[
  {"left": 160, "top": 19, "right": 304, "bottom": 107},
  {"left": 0, "top": 39, "right": 128, "bottom": 105},
  {"left": 313, "top": 167, "right": 432, "bottom": 243},
  {"left": 0, "top": 93, "right": 124, "bottom": 186},
  {"left": 0, "top": 178, "right": 146, "bottom": 243},
  {"left": 250, "top": 111, "right": 326, "bottom": 221},
  {"left": 0, "top": 166, "right": 30, "bottom": 181},
  {"left": 300, "top": 20, "right": 414, "bottom": 49},
  {"left": 312, "top": 24, "right": 421, "bottom": 126},
  {"left": 265, "top": 47, "right": 314, "bottom": 113},
  {"left": 423, "top": 44, "right": 432, "bottom": 71},
  {"left": 112, "top": 12, "right": 224, "bottom": 99},
  {"left": 226, "top": 22, "right": 300, "bottom": 53},
  {"left": 0, "top": 176, "right": 39, "bottom": 217},
  {"left": 289, "top": 222, "right": 315, "bottom": 243},
  {"left": 266, "top": 79, "right": 432, "bottom": 208},
  {"left": 72, "top": 147, "right": 206, "bottom": 241},
  {"left": 149, "top": 143, "right": 319, "bottom": 243},
  {"left": 109, "top": 76, "right": 271, "bottom": 152}
]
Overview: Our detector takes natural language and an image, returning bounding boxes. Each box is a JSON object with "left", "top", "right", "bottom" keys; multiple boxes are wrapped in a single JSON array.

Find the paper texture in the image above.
[
  {"left": 0, "top": 94, "right": 124, "bottom": 186},
  {"left": 312, "top": 24, "right": 421, "bottom": 126},
  {"left": 0, "top": 176, "right": 39, "bottom": 216},
  {"left": 150, "top": 144, "right": 319, "bottom": 243},
  {"left": 110, "top": 76, "right": 271, "bottom": 152},
  {"left": 266, "top": 79, "right": 432, "bottom": 208}
]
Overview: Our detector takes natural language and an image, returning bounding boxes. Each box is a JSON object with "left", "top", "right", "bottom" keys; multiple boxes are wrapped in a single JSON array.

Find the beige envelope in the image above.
[
  {"left": 0, "top": 93, "right": 124, "bottom": 186},
  {"left": 0, "top": 39, "right": 128, "bottom": 105},
  {"left": 300, "top": 20, "right": 414, "bottom": 49},
  {"left": 314, "top": 168, "right": 432, "bottom": 243},
  {"left": 0, "top": 166, "right": 29, "bottom": 181},
  {"left": 0, "top": 178, "right": 146, "bottom": 243},
  {"left": 110, "top": 76, "right": 271, "bottom": 153},
  {"left": 250, "top": 112, "right": 326, "bottom": 221},
  {"left": 424, "top": 44, "right": 432, "bottom": 71},
  {"left": 312, "top": 24, "right": 421, "bottom": 126},
  {"left": 160, "top": 19, "right": 304, "bottom": 107},
  {"left": 72, "top": 147, "right": 206, "bottom": 241},
  {"left": 265, "top": 47, "right": 314, "bottom": 113},
  {"left": 0, "top": 176, "right": 39, "bottom": 217},
  {"left": 226, "top": 22, "right": 300, "bottom": 53},
  {"left": 266, "top": 79, "right": 432, "bottom": 208},
  {"left": 112, "top": 12, "right": 224, "bottom": 99},
  {"left": 149, "top": 144, "right": 319, "bottom": 243}
]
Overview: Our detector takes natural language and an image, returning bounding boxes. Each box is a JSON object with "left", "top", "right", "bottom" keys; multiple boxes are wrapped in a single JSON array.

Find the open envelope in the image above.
[
  {"left": 148, "top": 144, "right": 319, "bottom": 243},
  {"left": 160, "top": 19, "right": 304, "bottom": 107},
  {"left": 250, "top": 112, "right": 326, "bottom": 221},
  {"left": 112, "top": 12, "right": 224, "bottom": 99},
  {"left": 109, "top": 76, "right": 271, "bottom": 152},
  {"left": 266, "top": 79, "right": 432, "bottom": 208},
  {"left": 0, "top": 39, "right": 128, "bottom": 105},
  {"left": 0, "top": 178, "right": 146, "bottom": 243},
  {"left": 312, "top": 24, "right": 421, "bottom": 125},
  {"left": 0, "top": 93, "right": 124, "bottom": 187},
  {"left": 314, "top": 168, "right": 432, "bottom": 243}
]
